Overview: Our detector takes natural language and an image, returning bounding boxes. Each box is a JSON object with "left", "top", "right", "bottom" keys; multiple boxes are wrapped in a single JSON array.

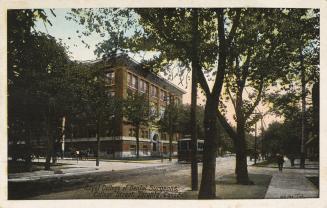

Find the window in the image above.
[
  {"left": 105, "top": 129, "right": 111, "bottom": 137},
  {"left": 130, "top": 145, "right": 136, "bottom": 155},
  {"left": 144, "top": 82, "right": 149, "bottom": 93},
  {"left": 106, "top": 71, "right": 115, "bottom": 85},
  {"left": 127, "top": 88, "right": 136, "bottom": 97},
  {"left": 127, "top": 73, "right": 132, "bottom": 86},
  {"left": 179, "top": 141, "right": 189, "bottom": 151},
  {"left": 161, "top": 133, "right": 167, "bottom": 141},
  {"left": 163, "top": 146, "right": 167, "bottom": 153},
  {"left": 129, "top": 128, "right": 136, "bottom": 137},
  {"left": 108, "top": 91, "right": 115, "bottom": 97},
  {"left": 87, "top": 126, "right": 96, "bottom": 138},
  {"left": 150, "top": 102, "right": 158, "bottom": 116},
  {"left": 139, "top": 80, "right": 144, "bottom": 92},
  {"left": 175, "top": 97, "right": 181, "bottom": 105},
  {"left": 141, "top": 130, "right": 148, "bottom": 138},
  {"left": 159, "top": 106, "right": 166, "bottom": 118},
  {"left": 151, "top": 85, "right": 158, "bottom": 98},
  {"left": 107, "top": 147, "right": 114, "bottom": 154},
  {"left": 128, "top": 73, "right": 138, "bottom": 89},
  {"left": 197, "top": 141, "right": 204, "bottom": 151},
  {"left": 165, "top": 94, "right": 171, "bottom": 104},
  {"left": 143, "top": 145, "right": 148, "bottom": 155},
  {"left": 161, "top": 90, "right": 167, "bottom": 101},
  {"left": 176, "top": 133, "right": 180, "bottom": 140},
  {"left": 139, "top": 79, "right": 149, "bottom": 94},
  {"left": 153, "top": 143, "right": 157, "bottom": 151}
]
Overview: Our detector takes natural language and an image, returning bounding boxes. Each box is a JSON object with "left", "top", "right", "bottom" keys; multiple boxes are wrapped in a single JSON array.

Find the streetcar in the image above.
[{"left": 177, "top": 137, "right": 204, "bottom": 162}]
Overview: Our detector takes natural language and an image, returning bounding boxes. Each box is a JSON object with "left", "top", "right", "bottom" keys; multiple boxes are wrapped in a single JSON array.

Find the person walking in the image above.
[{"left": 277, "top": 154, "right": 285, "bottom": 172}]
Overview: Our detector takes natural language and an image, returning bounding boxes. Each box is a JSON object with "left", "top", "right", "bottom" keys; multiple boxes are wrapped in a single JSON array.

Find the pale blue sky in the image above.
[{"left": 35, "top": 8, "right": 102, "bottom": 61}]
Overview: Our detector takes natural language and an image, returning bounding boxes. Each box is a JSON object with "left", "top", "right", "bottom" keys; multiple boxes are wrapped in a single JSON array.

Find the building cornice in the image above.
[{"left": 80, "top": 54, "right": 186, "bottom": 96}]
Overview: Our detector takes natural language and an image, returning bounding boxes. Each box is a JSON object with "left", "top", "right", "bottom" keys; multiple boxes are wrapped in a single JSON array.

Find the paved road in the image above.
[
  {"left": 17, "top": 156, "right": 241, "bottom": 199},
  {"left": 10, "top": 156, "right": 318, "bottom": 199}
]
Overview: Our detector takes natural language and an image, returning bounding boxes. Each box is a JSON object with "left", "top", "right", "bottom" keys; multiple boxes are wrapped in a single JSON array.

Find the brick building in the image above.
[{"left": 64, "top": 55, "right": 185, "bottom": 158}]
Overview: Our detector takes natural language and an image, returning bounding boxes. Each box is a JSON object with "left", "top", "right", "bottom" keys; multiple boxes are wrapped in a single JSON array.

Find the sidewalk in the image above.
[
  {"left": 264, "top": 159, "right": 319, "bottom": 198},
  {"left": 8, "top": 158, "right": 175, "bottom": 182}
]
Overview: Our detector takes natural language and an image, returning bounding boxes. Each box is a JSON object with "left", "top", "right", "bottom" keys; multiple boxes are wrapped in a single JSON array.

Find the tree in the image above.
[
  {"left": 283, "top": 9, "right": 319, "bottom": 168},
  {"left": 68, "top": 7, "right": 239, "bottom": 198},
  {"left": 264, "top": 9, "right": 319, "bottom": 168},
  {"left": 67, "top": 7, "right": 319, "bottom": 197},
  {"left": 213, "top": 9, "right": 295, "bottom": 184},
  {"left": 63, "top": 61, "right": 123, "bottom": 166},
  {"left": 263, "top": 121, "right": 301, "bottom": 166},
  {"left": 158, "top": 98, "right": 183, "bottom": 161},
  {"left": 8, "top": 9, "right": 71, "bottom": 170},
  {"left": 123, "top": 92, "right": 151, "bottom": 158},
  {"left": 130, "top": 8, "right": 236, "bottom": 198}
]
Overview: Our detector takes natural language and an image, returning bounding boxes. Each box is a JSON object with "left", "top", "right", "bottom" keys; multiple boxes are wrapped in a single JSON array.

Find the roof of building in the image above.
[{"left": 80, "top": 54, "right": 186, "bottom": 96}]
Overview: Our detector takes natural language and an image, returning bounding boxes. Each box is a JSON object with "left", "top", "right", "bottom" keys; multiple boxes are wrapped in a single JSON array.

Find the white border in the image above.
[{"left": 0, "top": 1, "right": 326, "bottom": 208}]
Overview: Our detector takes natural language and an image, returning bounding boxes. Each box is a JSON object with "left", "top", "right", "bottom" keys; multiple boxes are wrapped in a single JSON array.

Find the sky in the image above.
[{"left": 34, "top": 8, "right": 282, "bottom": 132}]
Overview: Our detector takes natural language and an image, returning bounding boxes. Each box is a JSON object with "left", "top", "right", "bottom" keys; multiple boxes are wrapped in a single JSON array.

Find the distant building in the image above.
[{"left": 64, "top": 55, "right": 185, "bottom": 158}]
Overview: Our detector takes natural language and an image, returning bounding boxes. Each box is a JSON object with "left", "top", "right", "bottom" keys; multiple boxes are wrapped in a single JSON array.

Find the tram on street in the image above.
[{"left": 177, "top": 137, "right": 204, "bottom": 162}]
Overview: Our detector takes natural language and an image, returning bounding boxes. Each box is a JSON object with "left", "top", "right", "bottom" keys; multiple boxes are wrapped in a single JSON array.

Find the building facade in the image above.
[{"left": 64, "top": 55, "right": 185, "bottom": 158}]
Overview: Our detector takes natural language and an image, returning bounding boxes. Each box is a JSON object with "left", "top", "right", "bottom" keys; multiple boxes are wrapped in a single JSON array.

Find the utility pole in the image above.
[
  {"left": 191, "top": 8, "right": 199, "bottom": 191},
  {"left": 260, "top": 116, "right": 264, "bottom": 161},
  {"left": 300, "top": 46, "right": 306, "bottom": 169},
  {"left": 61, "top": 116, "right": 66, "bottom": 159},
  {"left": 169, "top": 97, "right": 173, "bottom": 162},
  {"left": 254, "top": 121, "right": 257, "bottom": 165},
  {"left": 96, "top": 115, "right": 101, "bottom": 167}
]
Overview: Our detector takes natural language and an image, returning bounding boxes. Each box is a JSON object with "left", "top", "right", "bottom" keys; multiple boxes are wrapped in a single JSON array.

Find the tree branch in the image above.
[
  {"left": 239, "top": 50, "right": 251, "bottom": 93},
  {"left": 216, "top": 110, "right": 237, "bottom": 142},
  {"left": 212, "top": 8, "right": 227, "bottom": 100},
  {"left": 226, "top": 9, "right": 241, "bottom": 47},
  {"left": 196, "top": 68, "right": 211, "bottom": 96},
  {"left": 244, "top": 77, "right": 264, "bottom": 120},
  {"left": 226, "top": 84, "right": 236, "bottom": 111}
]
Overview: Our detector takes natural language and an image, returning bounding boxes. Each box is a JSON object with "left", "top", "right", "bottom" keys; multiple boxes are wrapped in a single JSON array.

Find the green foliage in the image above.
[
  {"left": 263, "top": 121, "right": 301, "bottom": 158},
  {"left": 7, "top": 9, "right": 71, "bottom": 166},
  {"left": 123, "top": 92, "right": 151, "bottom": 127},
  {"left": 158, "top": 101, "right": 181, "bottom": 134}
]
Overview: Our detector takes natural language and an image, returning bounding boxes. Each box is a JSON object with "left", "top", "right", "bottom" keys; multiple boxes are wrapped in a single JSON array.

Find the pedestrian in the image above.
[{"left": 277, "top": 154, "right": 285, "bottom": 172}]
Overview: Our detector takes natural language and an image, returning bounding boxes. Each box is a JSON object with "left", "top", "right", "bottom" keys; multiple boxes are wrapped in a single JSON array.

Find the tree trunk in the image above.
[
  {"left": 199, "top": 98, "right": 218, "bottom": 199},
  {"left": 191, "top": 7, "right": 199, "bottom": 191},
  {"left": 136, "top": 124, "right": 140, "bottom": 159},
  {"left": 96, "top": 120, "right": 100, "bottom": 166},
  {"left": 169, "top": 131, "right": 173, "bottom": 162},
  {"left": 45, "top": 118, "right": 54, "bottom": 170},
  {"left": 25, "top": 123, "right": 33, "bottom": 171},
  {"left": 52, "top": 140, "right": 57, "bottom": 165},
  {"left": 235, "top": 124, "right": 253, "bottom": 185}
]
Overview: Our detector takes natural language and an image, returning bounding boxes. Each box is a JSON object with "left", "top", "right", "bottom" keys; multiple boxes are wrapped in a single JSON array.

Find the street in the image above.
[{"left": 8, "top": 156, "right": 318, "bottom": 199}]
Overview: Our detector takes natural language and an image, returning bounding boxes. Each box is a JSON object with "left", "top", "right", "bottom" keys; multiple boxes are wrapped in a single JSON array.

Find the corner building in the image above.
[{"left": 65, "top": 55, "right": 185, "bottom": 158}]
